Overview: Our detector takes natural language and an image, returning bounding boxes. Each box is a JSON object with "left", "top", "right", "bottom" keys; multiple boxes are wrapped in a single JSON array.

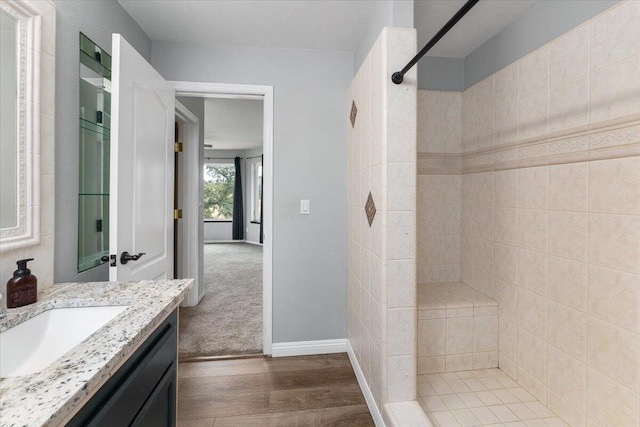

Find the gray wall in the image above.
[
  {"left": 151, "top": 42, "right": 352, "bottom": 343},
  {"left": 464, "top": 0, "right": 620, "bottom": 88},
  {"left": 353, "top": 0, "right": 414, "bottom": 74},
  {"left": 418, "top": 56, "right": 465, "bottom": 91},
  {"left": 53, "top": 0, "right": 152, "bottom": 283}
]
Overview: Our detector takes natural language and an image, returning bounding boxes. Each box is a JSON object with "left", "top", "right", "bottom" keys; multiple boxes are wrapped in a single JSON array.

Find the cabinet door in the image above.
[
  {"left": 67, "top": 311, "right": 177, "bottom": 427},
  {"left": 131, "top": 363, "right": 177, "bottom": 427}
]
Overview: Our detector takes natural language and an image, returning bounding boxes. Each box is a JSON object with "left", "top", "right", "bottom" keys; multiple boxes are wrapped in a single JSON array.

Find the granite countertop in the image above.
[{"left": 0, "top": 279, "right": 193, "bottom": 427}]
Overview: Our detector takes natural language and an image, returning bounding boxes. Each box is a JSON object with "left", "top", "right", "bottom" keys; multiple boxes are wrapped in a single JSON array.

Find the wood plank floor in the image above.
[{"left": 177, "top": 353, "right": 375, "bottom": 426}]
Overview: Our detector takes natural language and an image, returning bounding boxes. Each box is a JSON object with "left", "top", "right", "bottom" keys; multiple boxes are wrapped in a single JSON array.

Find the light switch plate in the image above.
[{"left": 301, "top": 199, "right": 310, "bottom": 215}]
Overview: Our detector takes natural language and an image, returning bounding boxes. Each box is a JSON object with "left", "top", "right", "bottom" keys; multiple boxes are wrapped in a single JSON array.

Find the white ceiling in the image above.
[
  {"left": 204, "top": 98, "right": 263, "bottom": 150},
  {"left": 415, "top": 0, "right": 539, "bottom": 58},
  {"left": 118, "top": 0, "right": 376, "bottom": 51},
  {"left": 119, "top": 0, "right": 541, "bottom": 60}
]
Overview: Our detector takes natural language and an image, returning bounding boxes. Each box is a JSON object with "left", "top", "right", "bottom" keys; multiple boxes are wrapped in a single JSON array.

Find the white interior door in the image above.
[{"left": 109, "top": 34, "right": 175, "bottom": 281}]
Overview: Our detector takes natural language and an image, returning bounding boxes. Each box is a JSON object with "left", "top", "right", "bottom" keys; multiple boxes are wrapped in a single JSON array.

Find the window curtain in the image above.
[
  {"left": 259, "top": 155, "right": 264, "bottom": 244},
  {"left": 232, "top": 156, "right": 244, "bottom": 240}
]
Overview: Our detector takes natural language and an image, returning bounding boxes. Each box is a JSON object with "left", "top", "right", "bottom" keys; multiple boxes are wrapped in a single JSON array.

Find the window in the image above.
[
  {"left": 203, "top": 163, "right": 235, "bottom": 221},
  {"left": 250, "top": 158, "right": 263, "bottom": 223}
]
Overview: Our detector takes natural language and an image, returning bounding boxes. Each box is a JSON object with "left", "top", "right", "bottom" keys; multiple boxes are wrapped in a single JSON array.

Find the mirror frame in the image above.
[{"left": 0, "top": 0, "right": 51, "bottom": 252}]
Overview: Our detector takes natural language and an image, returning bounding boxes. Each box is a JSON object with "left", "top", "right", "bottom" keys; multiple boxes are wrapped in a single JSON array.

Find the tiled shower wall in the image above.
[
  {"left": 417, "top": 2, "right": 640, "bottom": 426},
  {"left": 417, "top": 91, "right": 462, "bottom": 284},
  {"left": 347, "top": 27, "right": 418, "bottom": 421}
]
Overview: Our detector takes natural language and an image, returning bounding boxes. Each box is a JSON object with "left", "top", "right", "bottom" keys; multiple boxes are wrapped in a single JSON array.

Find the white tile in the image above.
[
  {"left": 447, "top": 317, "right": 474, "bottom": 354},
  {"left": 518, "top": 166, "right": 549, "bottom": 209},
  {"left": 525, "top": 401, "right": 555, "bottom": 418},
  {"left": 479, "top": 376, "right": 503, "bottom": 391},
  {"left": 548, "top": 256, "right": 587, "bottom": 312},
  {"left": 493, "top": 388, "right": 520, "bottom": 404},
  {"left": 463, "top": 378, "right": 488, "bottom": 392},
  {"left": 446, "top": 353, "right": 473, "bottom": 372},
  {"left": 518, "top": 209, "right": 548, "bottom": 253},
  {"left": 458, "top": 392, "right": 484, "bottom": 408},
  {"left": 549, "top": 163, "right": 588, "bottom": 212},
  {"left": 387, "top": 212, "right": 415, "bottom": 260},
  {"left": 589, "top": 156, "right": 640, "bottom": 215},
  {"left": 587, "top": 317, "right": 640, "bottom": 392},
  {"left": 476, "top": 390, "right": 501, "bottom": 406},
  {"left": 447, "top": 379, "right": 473, "bottom": 394},
  {"left": 470, "top": 406, "right": 501, "bottom": 424},
  {"left": 387, "top": 355, "right": 415, "bottom": 402},
  {"left": 519, "top": 46, "right": 550, "bottom": 139},
  {"left": 510, "top": 387, "right": 536, "bottom": 403},
  {"left": 489, "top": 404, "right": 519, "bottom": 423},
  {"left": 423, "top": 395, "right": 448, "bottom": 412},
  {"left": 506, "top": 402, "right": 538, "bottom": 420},
  {"left": 388, "top": 260, "right": 415, "bottom": 308},
  {"left": 547, "top": 346, "right": 587, "bottom": 411},
  {"left": 590, "top": 52, "right": 640, "bottom": 123},
  {"left": 550, "top": 24, "right": 589, "bottom": 83},
  {"left": 388, "top": 163, "right": 416, "bottom": 212},
  {"left": 548, "top": 300, "right": 587, "bottom": 362},
  {"left": 442, "top": 393, "right": 467, "bottom": 410},
  {"left": 590, "top": 0, "right": 640, "bottom": 71},
  {"left": 495, "top": 63, "right": 519, "bottom": 145},
  {"left": 431, "top": 410, "right": 462, "bottom": 427},
  {"left": 588, "top": 264, "right": 640, "bottom": 334},
  {"left": 432, "top": 381, "right": 455, "bottom": 395},
  {"left": 418, "top": 319, "right": 446, "bottom": 357},
  {"left": 586, "top": 368, "right": 639, "bottom": 427},
  {"left": 588, "top": 213, "right": 640, "bottom": 274},
  {"left": 451, "top": 408, "right": 482, "bottom": 427},
  {"left": 388, "top": 308, "right": 415, "bottom": 356}
]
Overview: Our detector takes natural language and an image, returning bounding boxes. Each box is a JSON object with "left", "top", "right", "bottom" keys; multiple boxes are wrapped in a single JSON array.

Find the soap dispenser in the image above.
[{"left": 6, "top": 258, "right": 37, "bottom": 308}]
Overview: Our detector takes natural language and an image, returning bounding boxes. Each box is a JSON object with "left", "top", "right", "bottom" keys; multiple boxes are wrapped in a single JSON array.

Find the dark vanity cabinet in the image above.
[{"left": 68, "top": 310, "right": 178, "bottom": 427}]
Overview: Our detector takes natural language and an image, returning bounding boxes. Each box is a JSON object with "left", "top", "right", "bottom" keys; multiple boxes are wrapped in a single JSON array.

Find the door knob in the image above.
[{"left": 120, "top": 251, "right": 146, "bottom": 265}]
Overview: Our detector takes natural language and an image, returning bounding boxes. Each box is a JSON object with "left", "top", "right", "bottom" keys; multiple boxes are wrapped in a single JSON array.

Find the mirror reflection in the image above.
[
  {"left": 78, "top": 33, "right": 111, "bottom": 272},
  {"left": 0, "top": 10, "right": 18, "bottom": 230}
]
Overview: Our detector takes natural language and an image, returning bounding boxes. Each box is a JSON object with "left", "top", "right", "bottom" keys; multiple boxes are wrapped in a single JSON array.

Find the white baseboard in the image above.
[
  {"left": 245, "top": 240, "right": 263, "bottom": 246},
  {"left": 347, "top": 341, "right": 385, "bottom": 427},
  {"left": 204, "top": 240, "right": 245, "bottom": 244},
  {"left": 271, "top": 339, "right": 348, "bottom": 357}
]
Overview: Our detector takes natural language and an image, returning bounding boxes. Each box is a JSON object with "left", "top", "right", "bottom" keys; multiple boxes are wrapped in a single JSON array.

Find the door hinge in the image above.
[
  {"left": 174, "top": 209, "right": 183, "bottom": 220},
  {"left": 174, "top": 142, "right": 183, "bottom": 153}
]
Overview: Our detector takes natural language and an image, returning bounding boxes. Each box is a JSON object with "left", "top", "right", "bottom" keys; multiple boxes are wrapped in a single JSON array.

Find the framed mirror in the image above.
[
  {"left": 0, "top": 1, "right": 50, "bottom": 251},
  {"left": 0, "top": 0, "right": 56, "bottom": 288}
]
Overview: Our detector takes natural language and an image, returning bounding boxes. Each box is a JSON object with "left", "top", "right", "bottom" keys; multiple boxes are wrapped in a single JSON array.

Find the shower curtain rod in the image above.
[{"left": 391, "top": 0, "right": 480, "bottom": 84}]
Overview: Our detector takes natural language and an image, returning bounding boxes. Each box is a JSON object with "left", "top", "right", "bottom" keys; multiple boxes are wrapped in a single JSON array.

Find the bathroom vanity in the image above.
[{"left": 0, "top": 279, "right": 192, "bottom": 426}]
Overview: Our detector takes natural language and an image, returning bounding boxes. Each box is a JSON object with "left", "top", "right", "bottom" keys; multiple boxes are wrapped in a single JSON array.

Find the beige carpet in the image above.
[{"left": 178, "top": 243, "right": 263, "bottom": 358}]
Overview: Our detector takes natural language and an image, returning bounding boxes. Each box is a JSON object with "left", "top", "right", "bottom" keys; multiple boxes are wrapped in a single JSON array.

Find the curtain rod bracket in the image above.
[{"left": 391, "top": 72, "right": 404, "bottom": 84}]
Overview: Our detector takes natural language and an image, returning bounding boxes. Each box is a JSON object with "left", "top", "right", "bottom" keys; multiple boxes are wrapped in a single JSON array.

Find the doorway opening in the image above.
[{"left": 172, "top": 82, "right": 274, "bottom": 360}]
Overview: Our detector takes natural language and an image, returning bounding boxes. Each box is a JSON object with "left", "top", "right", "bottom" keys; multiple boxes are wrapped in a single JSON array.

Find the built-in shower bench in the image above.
[{"left": 417, "top": 282, "right": 498, "bottom": 374}]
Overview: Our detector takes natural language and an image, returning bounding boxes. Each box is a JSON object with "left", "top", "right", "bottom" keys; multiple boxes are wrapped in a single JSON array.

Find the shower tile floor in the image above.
[{"left": 418, "top": 369, "right": 569, "bottom": 427}]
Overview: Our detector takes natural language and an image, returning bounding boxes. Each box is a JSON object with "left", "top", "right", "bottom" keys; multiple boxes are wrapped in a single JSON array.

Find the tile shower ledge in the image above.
[{"left": 0, "top": 279, "right": 193, "bottom": 427}]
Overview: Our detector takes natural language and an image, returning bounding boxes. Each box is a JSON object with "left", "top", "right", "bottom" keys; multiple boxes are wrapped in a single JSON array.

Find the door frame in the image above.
[
  {"left": 174, "top": 100, "right": 200, "bottom": 302},
  {"left": 171, "top": 81, "right": 274, "bottom": 356}
]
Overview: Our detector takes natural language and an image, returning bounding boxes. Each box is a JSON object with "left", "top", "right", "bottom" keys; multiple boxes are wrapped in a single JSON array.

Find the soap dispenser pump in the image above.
[{"left": 6, "top": 258, "right": 38, "bottom": 308}]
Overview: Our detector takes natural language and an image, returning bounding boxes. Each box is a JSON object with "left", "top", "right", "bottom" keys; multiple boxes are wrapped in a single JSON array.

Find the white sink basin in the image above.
[{"left": 0, "top": 306, "right": 128, "bottom": 378}]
